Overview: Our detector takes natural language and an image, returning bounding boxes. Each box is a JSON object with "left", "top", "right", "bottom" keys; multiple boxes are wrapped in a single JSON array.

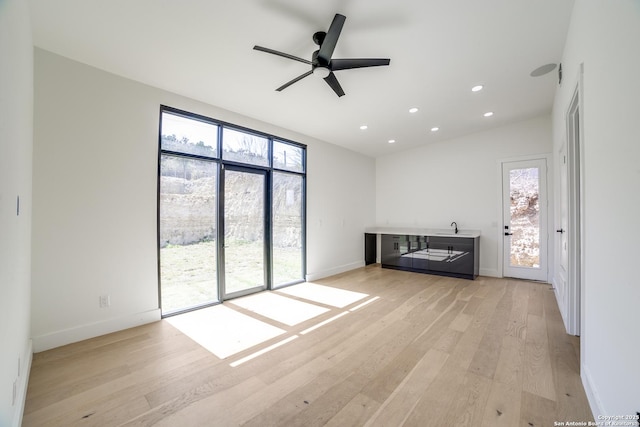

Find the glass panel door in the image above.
[
  {"left": 159, "top": 155, "right": 218, "bottom": 314},
  {"left": 502, "top": 159, "right": 548, "bottom": 281},
  {"left": 223, "top": 166, "right": 267, "bottom": 297}
]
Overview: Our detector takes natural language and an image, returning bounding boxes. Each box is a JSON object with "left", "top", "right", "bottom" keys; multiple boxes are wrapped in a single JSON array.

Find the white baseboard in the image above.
[
  {"left": 306, "top": 261, "right": 365, "bottom": 281},
  {"left": 13, "top": 340, "right": 32, "bottom": 427},
  {"left": 479, "top": 268, "right": 500, "bottom": 278},
  {"left": 582, "top": 363, "right": 604, "bottom": 420},
  {"left": 32, "top": 309, "right": 161, "bottom": 353}
]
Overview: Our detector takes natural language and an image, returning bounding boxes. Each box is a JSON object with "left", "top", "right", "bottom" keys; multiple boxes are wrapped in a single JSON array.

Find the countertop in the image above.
[{"left": 365, "top": 227, "right": 481, "bottom": 238}]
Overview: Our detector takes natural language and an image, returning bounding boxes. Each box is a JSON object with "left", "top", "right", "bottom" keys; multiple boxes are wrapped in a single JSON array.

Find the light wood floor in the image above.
[{"left": 23, "top": 266, "right": 593, "bottom": 426}]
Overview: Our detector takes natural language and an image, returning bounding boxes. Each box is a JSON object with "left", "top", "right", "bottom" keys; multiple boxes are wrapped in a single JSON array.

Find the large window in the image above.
[
  {"left": 159, "top": 156, "right": 218, "bottom": 313},
  {"left": 222, "top": 128, "right": 269, "bottom": 167},
  {"left": 272, "top": 171, "right": 304, "bottom": 286},
  {"left": 158, "top": 106, "right": 306, "bottom": 315}
]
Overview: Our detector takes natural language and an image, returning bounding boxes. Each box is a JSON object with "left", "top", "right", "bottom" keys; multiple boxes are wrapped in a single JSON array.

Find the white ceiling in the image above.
[{"left": 28, "top": 0, "right": 575, "bottom": 157}]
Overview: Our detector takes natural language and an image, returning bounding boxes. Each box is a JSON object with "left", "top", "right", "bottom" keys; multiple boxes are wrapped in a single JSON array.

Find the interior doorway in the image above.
[
  {"left": 502, "top": 158, "right": 549, "bottom": 281},
  {"left": 561, "top": 84, "right": 583, "bottom": 336}
]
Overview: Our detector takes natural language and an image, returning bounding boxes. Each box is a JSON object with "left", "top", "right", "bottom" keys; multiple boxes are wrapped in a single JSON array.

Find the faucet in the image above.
[{"left": 450, "top": 221, "right": 458, "bottom": 234}]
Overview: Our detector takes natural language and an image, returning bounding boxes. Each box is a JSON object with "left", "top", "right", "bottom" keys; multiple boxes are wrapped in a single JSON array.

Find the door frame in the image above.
[
  {"left": 497, "top": 154, "right": 552, "bottom": 282},
  {"left": 563, "top": 74, "right": 585, "bottom": 336},
  {"left": 219, "top": 163, "right": 271, "bottom": 300}
]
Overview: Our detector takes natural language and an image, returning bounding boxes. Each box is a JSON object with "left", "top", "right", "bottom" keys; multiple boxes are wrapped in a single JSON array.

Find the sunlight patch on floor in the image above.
[
  {"left": 278, "top": 282, "right": 369, "bottom": 308},
  {"left": 229, "top": 292, "right": 330, "bottom": 326},
  {"left": 230, "top": 335, "right": 299, "bottom": 367},
  {"left": 166, "top": 304, "right": 285, "bottom": 359},
  {"left": 167, "top": 284, "right": 377, "bottom": 363},
  {"left": 300, "top": 312, "right": 350, "bottom": 335},
  {"left": 349, "top": 296, "right": 380, "bottom": 312}
]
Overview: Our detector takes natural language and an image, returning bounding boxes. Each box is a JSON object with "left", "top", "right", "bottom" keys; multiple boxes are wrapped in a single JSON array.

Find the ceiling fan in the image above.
[{"left": 253, "top": 13, "right": 390, "bottom": 97}]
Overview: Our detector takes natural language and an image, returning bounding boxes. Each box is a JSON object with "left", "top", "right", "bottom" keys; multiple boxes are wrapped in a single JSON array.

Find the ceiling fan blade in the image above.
[
  {"left": 330, "top": 58, "right": 390, "bottom": 71},
  {"left": 253, "top": 45, "right": 312, "bottom": 65},
  {"left": 323, "top": 72, "right": 345, "bottom": 97},
  {"left": 276, "top": 70, "right": 313, "bottom": 91},
  {"left": 318, "top": 14, "right": 346, "bottom": 63}
]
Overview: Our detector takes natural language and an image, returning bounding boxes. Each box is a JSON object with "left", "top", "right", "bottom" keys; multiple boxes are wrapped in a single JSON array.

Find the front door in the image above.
[
  {"left": 502, "top": 159, "right": 548, "bottom": 281},
  {"left": 222, "top": 166, "right": 268, "bottom": 299}
]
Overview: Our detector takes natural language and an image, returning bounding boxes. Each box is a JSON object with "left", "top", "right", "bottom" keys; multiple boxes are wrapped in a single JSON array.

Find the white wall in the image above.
[
  {"left": 551, "top": 0, "right": 640, "bottom": 418},
  {"left": 375, "top": 115, "right": 552, "bottom": 277},
  {"left": 31, "top": 49, "right": 375, "bottom": 351},
  {"left": 0, "top": 0, "right": 33, "bottom": 425},
  {"left": 306, "top": 141, "right": 376, "bottom": 280}
]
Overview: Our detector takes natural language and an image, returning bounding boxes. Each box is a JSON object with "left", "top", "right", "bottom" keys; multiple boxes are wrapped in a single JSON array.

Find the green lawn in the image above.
[{"left": 160, "top": 240, "right": 302, "bottom": 313}]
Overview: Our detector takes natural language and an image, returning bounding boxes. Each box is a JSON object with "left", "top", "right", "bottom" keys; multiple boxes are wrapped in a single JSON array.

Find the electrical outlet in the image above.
[{"left": 99, "top": 294, "right": 110, "bottom": 308}]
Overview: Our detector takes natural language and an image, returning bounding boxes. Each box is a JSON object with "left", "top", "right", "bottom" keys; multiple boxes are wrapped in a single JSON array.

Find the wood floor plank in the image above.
[
  {"left": 27, "top": 333, "right": 153, "bottom": 390},
  {"left": 523, "top": 312, "right": 557, "bottom": 401},
  {"left": 22, "top": 267, "right": 593, "bottom": 427},
  {"left": 543, "top": 289, "right": 594, "bottom": 423},
  {"left": 519, "top": 391, "right": 557, "bottom": 427},
  {"left": 480, "top": 380, "right": 522, "bottom": 427},
  {"left": 218, "top": 356, "right": 335, "bottom": 426},
  {"left": 467, "top": 284, "right": 512, "bottom": 379},
  {"left": 269, "top": 373, "right": 368, "bottom": 427},
  {"left": 462, "top": 295, "right": 484, "bottom": 315},
  {"left": 493, "top": 336, "right": 526, "bottom": 388},
  {"left": 324, "top": 393, "right": 380, "bottom": 427},
  {"left": 360, "top": 300, "right": 466, "bottom": 403},
  {"left": 401, "top": 284, "right": 505, "bottom": 425},
  {"left": 505, "top": 281, "right": 530, "bottom": 339},
  {"left": 24, "top": 364, "right": 131, "bottom": 414},
  {"left": 527, "top": 282, "right": 545, "bottom": 317},
  {"left": 450, "top": 312, "right": 473, "bottom": 332},
  {"left": 364, "top": 349, "right": 449, "bottom": 427},
  {"left": 401, "top": 361, "right": 467, "bottom": 426},
  {"left": 124, "top": 376, "right": 267, "bottom": 427},
  {"left": 442, "top": 372, "right": 492, "bottom": 427},
  {"left": 432, "top": 327, "right": 463, "bottom": 353}
]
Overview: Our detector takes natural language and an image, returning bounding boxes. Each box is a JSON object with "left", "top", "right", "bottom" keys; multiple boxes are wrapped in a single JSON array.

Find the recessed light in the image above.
[
  {"left": 409, "top": 107, "right": 419, "bottom": 113},
  {"left": 472, "top": 85, "right": 484, "bottom": 92},
  {"left": 388, "top": 139, "right": 396, "bottom": 144},
  {"left": 430, "top": 127, "right": 439, "bottom": 132},
  {"left": 360, "top": 125, "right": 368, "bottom": 130},
  {"left": 483, "top": 112, "right": 494, "bottom": 117}
]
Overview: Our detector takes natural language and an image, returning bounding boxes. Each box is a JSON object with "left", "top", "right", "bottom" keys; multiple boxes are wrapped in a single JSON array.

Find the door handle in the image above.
[{"left": 556, "top": 229, "right": 565, "bottom": 234}]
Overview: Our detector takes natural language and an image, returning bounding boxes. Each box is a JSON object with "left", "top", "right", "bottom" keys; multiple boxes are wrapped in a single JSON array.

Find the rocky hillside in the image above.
[{"left": 159, "top": 155, "right": 302, "bottom": 249}]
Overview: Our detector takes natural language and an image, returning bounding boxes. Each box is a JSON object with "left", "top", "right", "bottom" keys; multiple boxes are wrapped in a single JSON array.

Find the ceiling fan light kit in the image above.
[
  {"left": 312, "top": 66, "right": 331, "bottom": 78},
  {"left": 253, "top": 13, "right": 390, "bottom": 97}
]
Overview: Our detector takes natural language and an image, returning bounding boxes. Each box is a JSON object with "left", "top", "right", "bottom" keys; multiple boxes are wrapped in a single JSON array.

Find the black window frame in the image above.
[{"left": 157, "top": 105, "right": 307, "bottom": 316}]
